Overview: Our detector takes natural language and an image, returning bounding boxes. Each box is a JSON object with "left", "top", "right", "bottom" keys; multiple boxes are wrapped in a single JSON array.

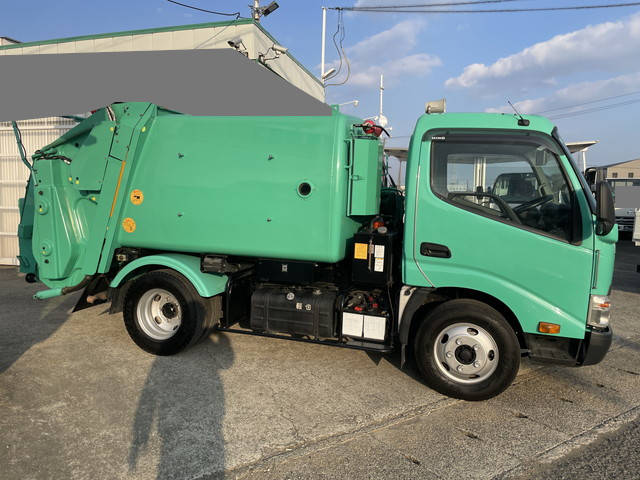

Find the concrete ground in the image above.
[{"left": 1, "top": 242, "right": 639, "bottom": 480}]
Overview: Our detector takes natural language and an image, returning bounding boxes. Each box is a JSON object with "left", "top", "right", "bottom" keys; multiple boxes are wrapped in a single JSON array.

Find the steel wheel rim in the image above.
[
  {"left": 433, "top": 322, "right": 499, "bottom": 384},
  {"left": 136, "top": 288, "right": 183, "bottom": 341}
]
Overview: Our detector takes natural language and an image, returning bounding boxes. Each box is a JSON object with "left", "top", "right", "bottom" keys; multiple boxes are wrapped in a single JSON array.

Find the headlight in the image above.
[{"left": 587, "top": 295, "right": 611, "bottom": 330}]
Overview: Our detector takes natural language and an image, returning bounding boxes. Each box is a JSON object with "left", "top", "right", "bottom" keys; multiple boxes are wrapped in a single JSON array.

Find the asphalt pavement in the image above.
[
  {"left": 506, "top": 418, "right": 640, "bottom": 480},
  {"left": 1, "top": 241, "right": 639, "bottom": 480}
]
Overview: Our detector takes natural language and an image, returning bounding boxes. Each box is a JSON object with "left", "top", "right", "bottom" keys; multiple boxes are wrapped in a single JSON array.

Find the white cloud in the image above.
[
  {"left": 485, "top": 72, "right": 640, "bottom": 116},
  {"left": 326, "top": 20, "right": 441, "bottom": 87},
  {"left": 446, "top": 12, "right": 640, "bottom": 90}
]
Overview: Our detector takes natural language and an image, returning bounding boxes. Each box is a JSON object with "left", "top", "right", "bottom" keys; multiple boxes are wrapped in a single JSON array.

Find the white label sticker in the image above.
[
  {"left": 363, "top": 315, "right": 386, "bottom": 341},
  {"left": 374, "top": 257, "right": 384, "bottom": 272},
  {"left": 342, "top": 312, "right": 363, "bottom": 337},
  {"left": 374, "top": 244, "right": 385, "bottom": 258}
]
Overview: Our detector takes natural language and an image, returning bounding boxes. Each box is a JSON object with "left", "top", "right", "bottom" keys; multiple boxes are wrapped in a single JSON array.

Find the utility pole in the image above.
[
  {"left": 321, "top": 7, "right": 327, "bottom": 84},
  {"left": 253, "top": 0, "right": 261, "bottom": 21},
  {"left": 379, "top": 74, "right": 384, "bottom": 119},
  {"left": 377, "top": 74, "right": 388, "bottom": 128}
]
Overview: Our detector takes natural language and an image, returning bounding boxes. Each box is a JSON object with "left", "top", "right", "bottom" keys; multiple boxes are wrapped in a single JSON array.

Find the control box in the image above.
[{"left": 351, "top": 231, "right": 396, "bottom": 285}]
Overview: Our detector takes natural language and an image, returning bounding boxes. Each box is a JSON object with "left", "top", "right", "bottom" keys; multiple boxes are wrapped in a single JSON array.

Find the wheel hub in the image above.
[
  {"left": 136, "top": 288, "right": 183, "bottom": 341},
  {"left": 161, "top": 302, "right": 178, "bottom": 319},
  {"left": 455, "top": 345, "right": 476, "bottom": 365},
  {"left": 434, "top": 323, "right": 499, "bottom": 384}
]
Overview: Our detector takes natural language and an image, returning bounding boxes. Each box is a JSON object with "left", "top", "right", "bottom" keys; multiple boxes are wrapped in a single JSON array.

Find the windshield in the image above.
[
  {"left": 552, "top": 128, "right": 596, "bottom": 214},
  {"left": 430, "top": 134, "right": 577, "bottom": 242}
]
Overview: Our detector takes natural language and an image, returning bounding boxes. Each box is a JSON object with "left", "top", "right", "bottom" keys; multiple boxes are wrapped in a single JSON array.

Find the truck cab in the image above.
[{"left": 400, "top": 112, "right": 616, "bottom": 398}]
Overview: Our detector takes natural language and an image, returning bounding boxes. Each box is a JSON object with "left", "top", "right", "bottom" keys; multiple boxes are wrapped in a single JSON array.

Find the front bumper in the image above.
[{"left": 524, "top": 327, "right": 612, "bottom": 366}]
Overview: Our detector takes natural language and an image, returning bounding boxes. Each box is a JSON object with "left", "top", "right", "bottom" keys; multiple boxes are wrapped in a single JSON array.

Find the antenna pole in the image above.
[
  {"left": 321, "top": 7, "right": 327, "bottom": 86},
  {"left": 253, "top": 0, "right": 260, "bottom": 21},
  {"left": 379, "top": 74, "right": 384, "bottom": 118}
]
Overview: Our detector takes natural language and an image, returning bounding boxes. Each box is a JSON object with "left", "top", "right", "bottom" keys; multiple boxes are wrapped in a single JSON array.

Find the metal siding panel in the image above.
[
  {"left": 132, "top": 34, "right": 153, "bottom": 51},
  {"left": 0, "top": 117, "right": 75, "bottom": 264},
  {"left": 98, "top": 35, "right": 134, "bottom": 52},
  {"left": 152, "top": 32, "right": 173, "bottom": 50},
  {"left": 75, "top": 39, "right": 96, "bottom": 53},
  {"left": 93, "top": 37, "right": 113, "bottom": 51},
  {"left": 4, "top": 47, "right": 23, "bottom": 55},
  {"left": 193, "top": 27, "right": 217, "bottom": 47},
  {"left": 39, "top": 43, "right": 59, "bottom": 54},
  {"left": 58, "top": 42, "right": 76, "bottom": 54},
  {"left": 171, "top": 30, "right": 195, "bottom": 50}
]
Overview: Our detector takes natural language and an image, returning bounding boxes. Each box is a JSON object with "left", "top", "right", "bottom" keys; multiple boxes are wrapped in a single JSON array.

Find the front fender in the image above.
[{"left": 109, "top": 253, "right": 228, "bottom": 298}]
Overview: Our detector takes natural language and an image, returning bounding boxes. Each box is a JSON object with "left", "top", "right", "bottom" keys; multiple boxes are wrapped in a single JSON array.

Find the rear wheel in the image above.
[
  {"left": 123, "top": 269, "right": 221, "bottom": 355},
  {"left": 414, "top": 299, "right": 520, "bottom": 401}
]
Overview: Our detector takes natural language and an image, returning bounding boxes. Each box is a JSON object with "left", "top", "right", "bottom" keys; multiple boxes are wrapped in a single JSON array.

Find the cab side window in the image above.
[{"left": 430, "top": 137, "right": 575, "bottom": 242}]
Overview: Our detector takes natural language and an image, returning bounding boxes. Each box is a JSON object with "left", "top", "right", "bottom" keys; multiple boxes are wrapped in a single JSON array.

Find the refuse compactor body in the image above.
[{"left": 18, "top": 102, "right": 383, "bottom": 290}]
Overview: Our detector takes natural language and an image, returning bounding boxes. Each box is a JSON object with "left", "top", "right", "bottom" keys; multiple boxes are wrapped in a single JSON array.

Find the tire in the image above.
[
  {"left": 413, "top": 299, "right": 520, "bottom": 401},
  {"left": 123, "top": 269, "right": 221, "bottom": 355}
]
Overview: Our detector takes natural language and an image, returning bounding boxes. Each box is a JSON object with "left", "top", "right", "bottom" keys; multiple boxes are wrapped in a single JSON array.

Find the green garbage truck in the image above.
[{"left": 16, "top": 101, "right": 617, "bottom": 400}]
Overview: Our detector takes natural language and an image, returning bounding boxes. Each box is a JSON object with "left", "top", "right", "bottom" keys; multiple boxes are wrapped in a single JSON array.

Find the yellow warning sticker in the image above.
[
  {"left": 130, "top": 189, "right": 144, "bottom": 205},
  {"left": 122, "top": 217, "right": 137, "bottom": 233},
  {"left": 354, "top": 243, "right": 368, "bottom": 260}
]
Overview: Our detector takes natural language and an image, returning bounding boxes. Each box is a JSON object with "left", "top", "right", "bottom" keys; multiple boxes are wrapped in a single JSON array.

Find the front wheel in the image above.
[
  {"left": 414, "top": 299, "right": 520, "bottom": 401},
  {"left": 123, "top": 269, "right": 221, "bottom": 355}
]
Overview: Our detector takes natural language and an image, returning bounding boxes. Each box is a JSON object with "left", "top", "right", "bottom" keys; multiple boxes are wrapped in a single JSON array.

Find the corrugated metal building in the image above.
[{"left": 0, "top": 19, "right": 323, "bottom": 265}]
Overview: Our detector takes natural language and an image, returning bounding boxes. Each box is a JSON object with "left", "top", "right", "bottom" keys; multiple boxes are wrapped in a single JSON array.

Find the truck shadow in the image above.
[
  {"left": 128, "top": 332, "right": 234, "bottom": 480},
  {"left": 0, "top": 268, "right": 75, "bottom": 374}
]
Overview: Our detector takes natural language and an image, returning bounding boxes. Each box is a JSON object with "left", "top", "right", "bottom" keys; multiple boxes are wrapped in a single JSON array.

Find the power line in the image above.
[
  {"left": 347, "top": 0, "right": 522, "bottom": 9},
  {"left": 548, "top": 97, "right": 640, "bottom": 119},
  {"left": 165, "top": 0, "right": 241, "bottom": 18},
  {"left": 325, "top": 9, "right": 352, "bottom": 87},
  {"left": 534, "top": 89, "right": 640, "bottom": 114},
  {"left": 333, "top": 2, "right": 640, "bottom": 13}
]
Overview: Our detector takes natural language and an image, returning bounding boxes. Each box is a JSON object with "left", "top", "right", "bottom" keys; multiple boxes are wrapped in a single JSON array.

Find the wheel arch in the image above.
[
  {"left": 109, "top": 253, "right": 228, "bottom": 299},
  {"left": 399, "top": 287, "right": 526, "bottom": 350}
]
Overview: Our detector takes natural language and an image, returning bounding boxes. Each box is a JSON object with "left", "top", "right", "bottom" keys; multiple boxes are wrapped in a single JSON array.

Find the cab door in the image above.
[{"left": 406, "top": 131, "right": 595, "bottom": 339}]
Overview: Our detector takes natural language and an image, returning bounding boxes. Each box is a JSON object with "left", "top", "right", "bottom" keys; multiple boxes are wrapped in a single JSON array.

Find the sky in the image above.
[{"left": 2, "top": 0, "right": 640, "bottom": 166}]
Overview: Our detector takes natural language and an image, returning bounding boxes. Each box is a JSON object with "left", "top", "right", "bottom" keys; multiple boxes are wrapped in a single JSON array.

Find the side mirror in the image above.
[
  {"left": 584, "top": 168, "right": 597, "bottom": 188},
  {"left": 595, "top": 181, "right": 615, "bottom": 236}
]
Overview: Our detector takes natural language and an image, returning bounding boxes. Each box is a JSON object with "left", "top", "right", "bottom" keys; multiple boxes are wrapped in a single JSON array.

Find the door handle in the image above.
[{"left": 420, "top": 242, "right": 451, "bottom": 258}]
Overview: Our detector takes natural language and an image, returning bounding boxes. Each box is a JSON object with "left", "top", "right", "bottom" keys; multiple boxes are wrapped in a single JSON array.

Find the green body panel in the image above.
[
  {"left": 113, "top": 109, "right": 368, "bottom": 263},
  {"left": 19, "top": 103, "right": 380, "bottom": 291},
  {"left": 349, "top": 138, "right": 383, "bottom": 215},
  {"left": 110, "top": 253, "right": 228, "bottom": 298},
  {"left": 403, "top": 113, "right": 607, "bottom": 340}
]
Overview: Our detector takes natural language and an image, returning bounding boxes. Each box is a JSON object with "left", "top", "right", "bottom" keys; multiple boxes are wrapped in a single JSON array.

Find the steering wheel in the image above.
[
  {"left": 448, "top": 192, "right": 521, "bottom": 224},
  {"left": 513, "top": 194, "right": 554, "bottom": 213}
]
